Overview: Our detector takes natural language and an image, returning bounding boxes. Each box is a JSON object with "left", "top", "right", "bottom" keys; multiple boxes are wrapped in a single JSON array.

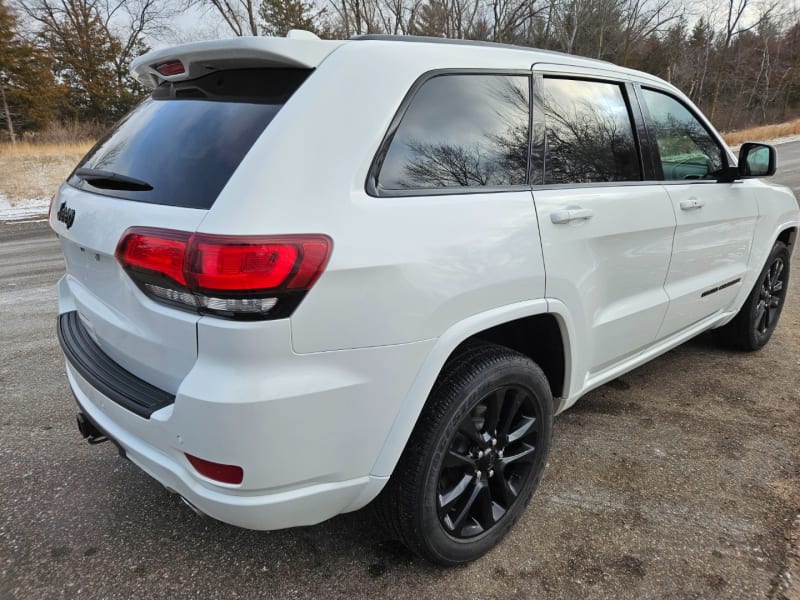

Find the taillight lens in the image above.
[{"left": 115, "top": 227, "right": 332, "bottom": 320}]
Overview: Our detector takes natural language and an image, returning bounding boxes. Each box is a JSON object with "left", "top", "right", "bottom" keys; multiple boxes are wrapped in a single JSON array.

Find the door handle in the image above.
[
  {"left": 550, "top": 208, "right": 594, "bottom": 224},
  {"left": 679, "top": 198, "right": 705, "bottom": 210}
]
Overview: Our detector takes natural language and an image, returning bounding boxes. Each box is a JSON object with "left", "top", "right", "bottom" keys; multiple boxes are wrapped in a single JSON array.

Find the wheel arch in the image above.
[
  {"left": 368, "top": 299, "right": 573, "bottom": 479},
  {"left": 777, "top": 225, "right": 797, "bottom": 250}
]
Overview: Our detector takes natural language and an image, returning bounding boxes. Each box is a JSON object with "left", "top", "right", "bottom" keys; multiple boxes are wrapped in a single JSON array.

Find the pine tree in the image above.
[
  {"left": 0, "top": 0, "right": 62, "bottom": 139},
  {"left": 259, "top": 0, "right": 321, "bottom": 37}
]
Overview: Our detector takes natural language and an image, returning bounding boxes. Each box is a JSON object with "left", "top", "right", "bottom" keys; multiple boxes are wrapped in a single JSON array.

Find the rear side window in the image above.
[
  {"left": 70, "top": 68, "right": 310, "bottom": 209},
  {"left": 375, "top": 74, "right": 530, "bottom": 191},
  {"left": 640, "top": 88, "right": 725, "bottom": 180},
  {"left": 542, "top": 78, "right": 640, "bottom": 184}
]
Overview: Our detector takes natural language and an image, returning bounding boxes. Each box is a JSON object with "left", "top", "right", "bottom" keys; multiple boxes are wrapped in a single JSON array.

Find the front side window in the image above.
[
  {"left": 376, "top": 74, "right": 530, "bottom": 191},
  {"left": 542, "top": 78, "right": 640, "bottom": 184},
  {"left": 641, "top": 88, "right": 725, "bottom": 181}
]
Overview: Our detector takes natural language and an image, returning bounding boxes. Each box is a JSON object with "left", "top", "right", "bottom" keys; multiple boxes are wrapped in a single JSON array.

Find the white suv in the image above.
[{"left": 51, "top": 33, "right": 799, "bottom": 565}]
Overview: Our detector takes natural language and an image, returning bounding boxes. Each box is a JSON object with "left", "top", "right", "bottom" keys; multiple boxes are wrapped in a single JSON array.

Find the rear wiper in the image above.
[{"left": 74, "top": 168, "right": 153, "bottom": 191}]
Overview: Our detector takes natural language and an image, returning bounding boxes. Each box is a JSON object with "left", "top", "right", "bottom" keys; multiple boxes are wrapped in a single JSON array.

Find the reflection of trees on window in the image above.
[
  {"left": 402, "top": 141, "right": 492, "bottom": 187},
  {"left": 543, "top": 80, "right": 639, "bottom": 184},
  {"left": 378, "top": 75, "right": 530, "bottom": 190}
]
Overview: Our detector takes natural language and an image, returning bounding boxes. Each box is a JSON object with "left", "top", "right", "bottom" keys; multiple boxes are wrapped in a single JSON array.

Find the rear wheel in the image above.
[
  {"left": 716, "top": 241, "right": 790, "bottom": 351},
  {"left": 375, "top": 343, "right": 553, "bottom": 565}
]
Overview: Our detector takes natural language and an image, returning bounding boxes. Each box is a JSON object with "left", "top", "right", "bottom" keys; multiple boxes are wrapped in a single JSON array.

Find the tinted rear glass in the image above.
[
  {"left": 376, "top": 74, "right": 530, "bottom": 191},
  {"left": 70, "top": 68, "right": 310, "bottom": 209}
]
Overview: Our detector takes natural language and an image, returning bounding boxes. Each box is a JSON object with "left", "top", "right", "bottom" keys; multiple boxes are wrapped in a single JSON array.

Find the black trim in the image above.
[
  {"left": 628, "top": 83, "right": 661, "bottom": 180},
  {"left": 700, "top": 278, "right": 741, "bottom": 298},
  {"left": 530, "top": 74, "right": 545, "bottom": 186},
  {"left": 57, "top": 311, "right": 175, "bottom": 419}
]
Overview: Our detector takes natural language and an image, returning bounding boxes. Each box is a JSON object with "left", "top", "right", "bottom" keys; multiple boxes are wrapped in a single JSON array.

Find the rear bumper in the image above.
[
  {"left": 66, "top": 361, "right": 387, "bottom": 529},
  {"left": 56, "top": 294, "right": 434, "bottom": 530}
]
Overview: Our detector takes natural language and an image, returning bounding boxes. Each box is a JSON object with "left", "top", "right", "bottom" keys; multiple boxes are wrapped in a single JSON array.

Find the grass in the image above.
[
  {"left": 0, "top": 141, "right": 94, "bottom": 204},
  {"left": 723, "top": 118, "right": 800, "bottom": 146}
]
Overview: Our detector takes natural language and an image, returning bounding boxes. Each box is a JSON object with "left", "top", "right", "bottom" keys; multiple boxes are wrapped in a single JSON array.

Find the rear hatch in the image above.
[{"left": 51, "top": 45, "right": 326, "bottom": 393}]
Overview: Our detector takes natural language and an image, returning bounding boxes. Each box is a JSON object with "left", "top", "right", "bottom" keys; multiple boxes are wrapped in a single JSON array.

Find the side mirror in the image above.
[{"left": 738, "top": 142, "right": 777, "bottom": 178}]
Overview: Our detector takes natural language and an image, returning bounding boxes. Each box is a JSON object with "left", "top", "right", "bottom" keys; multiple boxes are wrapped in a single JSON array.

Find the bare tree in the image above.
[{"left": 192, "top": 0, "right": 259, "bottom": 35}]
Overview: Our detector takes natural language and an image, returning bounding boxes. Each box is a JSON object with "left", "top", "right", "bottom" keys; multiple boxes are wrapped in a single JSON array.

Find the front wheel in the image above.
[
  {"left": 375, "top": 343, "right": 554, "bottom": 565},
  {"left": 716, "top": 241, "right": 791, "bottom": 351}
]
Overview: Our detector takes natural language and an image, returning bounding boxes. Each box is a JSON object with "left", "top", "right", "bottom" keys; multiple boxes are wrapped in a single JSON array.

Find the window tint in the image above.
[
  {"left": 641, "top": 88, "right": 724, "bottom": 181},
  {"left": 377, "top": 74, "right": 530, "bottom": 190},
  {"left": 542, "top": 78, "right": 640, "bottom": 184},
  {"left": 70, "top": 68, "right": 310, "bottom": 209}
]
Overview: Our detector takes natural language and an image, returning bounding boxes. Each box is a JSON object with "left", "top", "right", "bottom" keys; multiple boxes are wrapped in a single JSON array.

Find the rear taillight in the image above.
[{"left": 115, "top": 227, "right": 332, "bottom": 320}]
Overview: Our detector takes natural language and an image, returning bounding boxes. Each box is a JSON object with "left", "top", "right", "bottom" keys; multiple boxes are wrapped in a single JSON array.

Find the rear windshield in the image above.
[{"left": 69, "top": 68, "right": 310, "bottom": 209}]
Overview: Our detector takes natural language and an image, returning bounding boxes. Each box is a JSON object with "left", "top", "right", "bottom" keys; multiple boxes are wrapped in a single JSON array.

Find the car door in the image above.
[
  {"left": 531, "top": 71, "right": 677, "bottom": 384},
  {"left": 636, "top": 86, "right": 759, "bottom": 340}
]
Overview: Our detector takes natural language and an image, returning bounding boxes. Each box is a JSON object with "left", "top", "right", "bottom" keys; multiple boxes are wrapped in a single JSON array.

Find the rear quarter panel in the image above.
[{"left": 198, "top": 42, "right": 547, "bottom": 352}]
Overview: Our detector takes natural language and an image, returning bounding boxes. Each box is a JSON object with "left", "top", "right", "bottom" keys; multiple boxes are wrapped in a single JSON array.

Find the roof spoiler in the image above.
[{"left": 130, "top": 34, "right": 345, "bottom": 89}]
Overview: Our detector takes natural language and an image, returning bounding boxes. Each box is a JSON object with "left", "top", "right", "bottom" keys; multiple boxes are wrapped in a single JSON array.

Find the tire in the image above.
[
  {"left": 715, "top": 241, "right": 791, "bottom": 351},
  {"left": 375, "top": 342, "right": 554, "bottom": 566}
]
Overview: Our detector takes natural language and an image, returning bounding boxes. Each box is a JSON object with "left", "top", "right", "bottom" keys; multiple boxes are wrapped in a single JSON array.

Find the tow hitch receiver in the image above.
[{"left": 76, "top": 412, "right": 108, "bottom": 445}]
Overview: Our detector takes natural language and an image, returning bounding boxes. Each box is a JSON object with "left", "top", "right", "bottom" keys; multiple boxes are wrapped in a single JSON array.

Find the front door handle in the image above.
[
  {"left": 679, "top": 198, "right": 705, "bottom": 210},
  {"left": 550, "top": 208, "right": 594, "bottom": 224}
]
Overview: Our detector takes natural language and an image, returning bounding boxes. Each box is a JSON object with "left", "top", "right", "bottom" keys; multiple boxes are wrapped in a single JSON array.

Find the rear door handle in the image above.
[
  {"left": 550, "top": 208, "right": 594, "bottom": 224},
  {"left": 679, "top": 198, "right": 705, "bottom": 210}
]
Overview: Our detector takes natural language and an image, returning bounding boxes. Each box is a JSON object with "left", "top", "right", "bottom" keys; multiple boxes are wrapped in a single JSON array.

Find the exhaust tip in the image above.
[{"left": 180, "top": 496, "right": 207, "bottom": 518}]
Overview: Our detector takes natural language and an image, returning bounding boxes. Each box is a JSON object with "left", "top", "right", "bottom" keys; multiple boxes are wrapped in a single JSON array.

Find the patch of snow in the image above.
[{"left": 0, "top": 192, "right": 51, "bottom": 222}]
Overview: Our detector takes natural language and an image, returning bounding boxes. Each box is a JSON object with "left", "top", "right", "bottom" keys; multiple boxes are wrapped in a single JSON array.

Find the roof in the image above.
[{"left": 131, "top": 32, "right": 668, "bottom": 90}]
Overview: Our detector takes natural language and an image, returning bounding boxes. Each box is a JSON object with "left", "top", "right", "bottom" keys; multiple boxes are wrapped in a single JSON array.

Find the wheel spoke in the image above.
[
  {"left": 498, "top": 390, "right": 523, "bottom": 440},
  {"left": 507, "top": 416, "right": 537, "bottom": 444},
  {"left": 771, "top": 260, "right": 784, "bottom": 289},
  {"left": 755, "top": 301, "right": 767, "bottom": 333},
  {"left": 438, "top": 473, "right": 474, "bottom": 517},
  {"left": 772, "top": 280, "right": 783, "bottom": 293},
  {"left": 491, "top": 466, "right": 519, "bottom": 507},
  {"left": 500, "top": 442, "right": 537, "bottom": 466},
  {"left": 483, "top": 391, "right": 502, "bottom": 436},
  {"left": 475, "top": 481, "right": 496, "bottom": 530},
  {"left": 448, "top": 479, "right": 482, "bottom": 533},
  {"left": 443, "top": 449, "right": 477, "bottom": 469}
]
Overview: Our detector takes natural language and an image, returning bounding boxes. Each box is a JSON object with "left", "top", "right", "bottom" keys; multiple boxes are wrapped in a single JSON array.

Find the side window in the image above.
[
  {"left": 641, "top": 88, "right": 724, "bottom": 181},
  {"left": 376, "top": 74, "right": 530, "bottom": 191},
  {"left": 542, "top": 78, "right": 640, "bottom": 184}
]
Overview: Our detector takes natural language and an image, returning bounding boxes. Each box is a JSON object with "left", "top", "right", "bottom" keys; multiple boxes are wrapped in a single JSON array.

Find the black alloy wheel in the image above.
[
  {"left": 375, "top": 342, "right": 554, "bottom": 565},
  {"left": 755, "top": 255, "right": 787, "bottom": 337},
  {"left": 437, "top": 385, "right": 542, "bottom": 538}
]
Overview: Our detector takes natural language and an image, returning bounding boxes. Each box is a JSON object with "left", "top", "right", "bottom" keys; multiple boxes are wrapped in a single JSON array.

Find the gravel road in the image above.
[{"left": 1, "top": 145, "right": 799, "bottom": 599}]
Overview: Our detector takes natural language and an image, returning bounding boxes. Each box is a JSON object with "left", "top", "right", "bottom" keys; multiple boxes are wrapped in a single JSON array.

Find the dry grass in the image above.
[
  {"left": 723, "top": 118, "right": 800, "bottom": 146},
  {"left": 0, "top": 141, "right": 94, "bottom": 203}
]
